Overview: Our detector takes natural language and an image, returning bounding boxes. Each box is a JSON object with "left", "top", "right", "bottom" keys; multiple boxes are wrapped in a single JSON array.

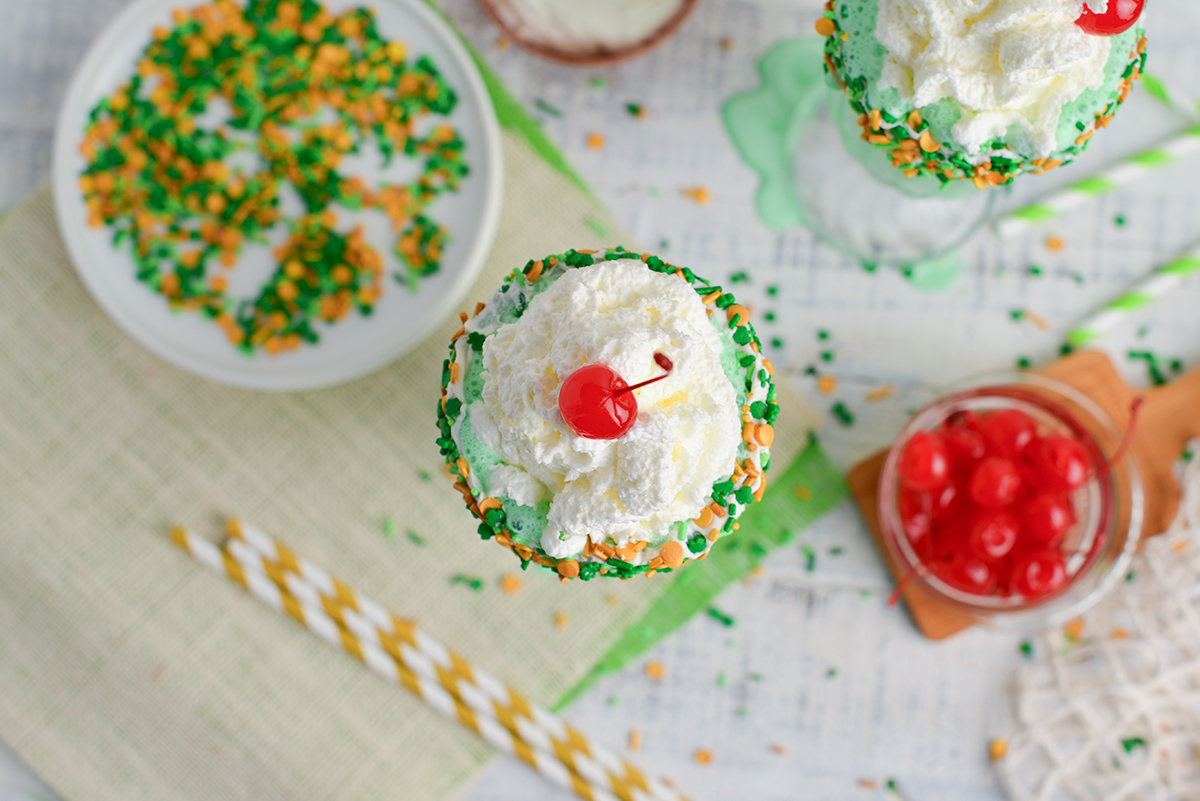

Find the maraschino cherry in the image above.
[
  {"left": 1075, "top": 0, "right": 1144, "bottom": 36},
  {"left": 558, "top": 353, "right": 673, "bottom": 439}
]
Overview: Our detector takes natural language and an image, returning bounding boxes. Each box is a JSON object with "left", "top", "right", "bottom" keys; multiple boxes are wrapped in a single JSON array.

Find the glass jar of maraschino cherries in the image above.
[{"left": 878, "top": 373, "right": 1144, "bottom": 629}]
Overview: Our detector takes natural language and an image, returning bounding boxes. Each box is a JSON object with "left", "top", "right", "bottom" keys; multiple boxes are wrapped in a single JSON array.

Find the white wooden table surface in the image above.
[{"left": 2, "top": 1, "right": 1198, "bottom": 799}]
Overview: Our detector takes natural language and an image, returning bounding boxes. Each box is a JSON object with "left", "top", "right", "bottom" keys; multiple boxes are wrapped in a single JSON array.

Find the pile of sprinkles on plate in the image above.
[
  {"left": 818, "top": 0, "right": 1146, "bottom": 188},
  {"left": 436, "top": 247, "right": 780, "bottom": 582},
  {"left": 78, "top": 0, "right": 468, "bottom": 355}
]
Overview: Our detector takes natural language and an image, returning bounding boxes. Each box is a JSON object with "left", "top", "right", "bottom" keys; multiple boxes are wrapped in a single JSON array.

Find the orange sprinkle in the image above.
[
  {"left": 817, "top": 375, "right": 838, "bottom": 395},
  {"left": 629, "top": 729, "right": 642, "bottom": 751},
  {"left": 814, "top": 17, "right": 836, "bottom": 36},
  {"left": 1045, "top": 235, "right": 1065, "bottom": 252},
  {"left": 918, "top": 130, "right": 940, "bottom": 153},
  {"left": 1172, "top": 540, "right": 1188, "bottom": 553},
  {"left": 554, "top": 611, "right": 568, "bottom": 629},
  {"left": 586, "top": 133, "right": 605, "bottom": 150},
  {"left": 645, "top": 661, "right": 665, "bottom": 681},
  {"left": 681, "top": 186, "right": 711, "bottom": 204},
  {"left": 660, "top": 541, "right": 685, "bottom": 568},
  {"left": 719, "top": 37, "right": 734, "bottom": 50},
  {"left": 989, "top": 739, "right": 1008, "bottom": 762},
  {"left": 754, "top": 423, "right": 775, "bottom": 446},
  {"left": 606, "top": 594, "right": 620, "bottom": 606},
  {"left": 866, "top": 385, "right": 894, "bottom": 402},
  {"left": 694, "top": 749, "right": 713, "bottom": 765},
  {"left": 1064, "top": 619, "right": 1084, "bottom": 641},
  {"left": 794, "top": 485, "right": 813, "bottom": 500},
  {"left": 500, "top": 575, "right": 522, "bottom": 594},
  {"left": 1020, "top": 309, "right": 1051, "bottom": 331},
  {"left": 496, "top": 36, "right": 510, "bottom": 50},
  {"left": 860, "top": 780, "right": 878, "bottom": 790},
  {"left": 694, "top": 507, "right": 715, "bottom": 527},
  {"left": 557, "top": 560, "right": 581, "bottom": 579},
  {"left": 770, "top": 744, "right": 787, "bottom": 755},
  {"left": 1111, "top": 627, "right": 1129, "bottom": 640}
]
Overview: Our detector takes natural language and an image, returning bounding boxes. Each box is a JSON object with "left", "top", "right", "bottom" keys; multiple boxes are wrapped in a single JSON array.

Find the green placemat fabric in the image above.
[{"left": 0, "top": 33, "right": 839, "bottom": 801}]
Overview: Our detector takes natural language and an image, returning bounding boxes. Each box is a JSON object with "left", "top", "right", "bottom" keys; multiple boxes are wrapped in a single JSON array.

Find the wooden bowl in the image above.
[{"left": 477, "top": 0, "right": 700, "bottom": 67}]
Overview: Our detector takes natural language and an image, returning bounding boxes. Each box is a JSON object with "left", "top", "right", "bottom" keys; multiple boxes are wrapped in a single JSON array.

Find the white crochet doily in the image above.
[{"left": 1000, "top": 444, "right": 1200, "bottom": 801}]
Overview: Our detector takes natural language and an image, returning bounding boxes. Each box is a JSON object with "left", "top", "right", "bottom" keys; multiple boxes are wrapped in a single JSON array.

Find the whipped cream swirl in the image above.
[
  {"left": 876, "top": 0, "right": 1115, "bottom": 158},
  {"left": 471, "top": 260, "right": 740, "bottom": 558}
]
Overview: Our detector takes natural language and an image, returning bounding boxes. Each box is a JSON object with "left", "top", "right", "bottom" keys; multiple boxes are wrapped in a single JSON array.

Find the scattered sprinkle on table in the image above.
[
  {"left": 382, "top": 517, "right": 396, "bottom": 537},
  {"left": 694, "top": 748, "right": 713, "bottom": 765},
  {"left": 451, "top": 574, "right": 483, "bottom": 591},
  {"left": 866, "top": 385, "right": 894, "bottom": 402},
  {"left": 707, "top": 607, "right": 736, "bottom": 627},
  {"left": 770, "top": 338, "right": 783, "bottom": 349},
  {"left": 590, "top": 76, "right": 606, "bottom": 89},
  {"left": 764, "top": 311, "right": 776, "bottom": 322},
  {"left": 680, "top": 186, "right": 711, "bottom": 204},
  {"left": 820, "top": 350, "right": 834, "bottom": 363},
  {"left": 728, "top": 270, "right": 750, "bottom": 283},
  {"left": 605, "top": 594, "right": 620, "bottom": 606},
  {"left": 586, "top": 132, "right": 606, "bottom": 150},
  {"left": 645, "top": 661, "right": 665, "bottom": 681},
  {"left": 1064, "top": 618, "right": 1085, "bottom": 641},
  {"left": 817, "top": 375, "right": 838, "bottom": 395},
  {"left": 629, "top": 729, "right": 642, "bottom": 751},
  {"left": 1115, "top": 214, "right": 1127, "bottom": 226},
  {"left": 1019, "top": 640, "right": 1034, "bottom": 657},
  {"left": 817, "top": 329, "right": 830, "bottom": 341},
  {"left": 625, "top": 103, "right": 645, "bottom": 118},
  {"left": 554, "top": 611, "right": 568, "bottom": 629},
  {"left": 1121, "top": 736, "right": 1147, "bottom": 753},
  {"left": 801, "top": 544, "right": 816, "bottom": 572},
  {"left": 79, "top": 0, "right": 469, "bottom": 354},
  {"left": 719, "top": 36, "right": 734, "bottom": 50},
  {"left": 1111, "top": 627, "right": 1129, "bottom": 639},
  {"left": 500, "top": 574, "right": 522, "bottom": 594},
  {"left": 770, "top": 744, "right": 786, "bottom": 755},
  {"left": 495, "top": 35, "right": 510, "bottom": 50},
  {"left": 831, "top": 401, "right": 855, "bottom": 426},
  {"left": 826, "top": 667, "right": 838, "bottom": 678},
  {"left": 989, "top": 738, "right": 1008, "bottom": 761},
  {"left": 407, "top": 530, "right": 425, "bottom": 545},
  {"left": 534, "top": 98, "right": 562, "bottom": 117},
  {"left": 1046, "top": 235, "right": 1065, "bottom": 252},
  {"left": 1016, "top": 356, "right": 1032, "bottom": 369},
  {"left": 794, "top": 485, "right": 813, "bottom": 500},
  {"left": 1029, "top": 265, "right": 1044, "bottom": 277}
]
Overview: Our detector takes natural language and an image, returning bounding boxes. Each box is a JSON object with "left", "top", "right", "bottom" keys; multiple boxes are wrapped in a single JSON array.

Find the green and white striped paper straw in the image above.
[
  {"left": 1067, "top": 245, "right": 1200, "bottom": 348},
  {"left": 996, "top": 125, "right": 1200, "bottom": 237}
]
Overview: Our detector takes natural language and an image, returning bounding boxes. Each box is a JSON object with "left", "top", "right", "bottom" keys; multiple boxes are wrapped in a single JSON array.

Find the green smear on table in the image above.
[
  {"left": 902, "top": 249, "right": 964, "bottom": 291},
  {"left": 721, "top": 38, "right": 828, "bottom": 230},
  {"left": 555, "top": 440, "right": 847, "bottom": 709}
]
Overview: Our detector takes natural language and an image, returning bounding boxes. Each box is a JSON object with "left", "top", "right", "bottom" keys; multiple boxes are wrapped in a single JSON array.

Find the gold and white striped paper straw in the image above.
[
  {"left": 170, "top": 527, "right": 627, "bottom": 801},
  {"left": 223, "top": 520, "right": 687, "bottom": 801}
]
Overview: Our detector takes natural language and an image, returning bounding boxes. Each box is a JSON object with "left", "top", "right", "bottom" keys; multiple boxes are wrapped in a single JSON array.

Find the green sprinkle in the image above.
[
  {"left": 801, "top": 544, "right": 816, "bottom": 572},
  {"left": 737, "top": 706, "right": 749, "bottom": 717},
  {"left": 831, "top": 401, "right": 855, "bottom": 426},
  {"left": 729, "top": 271, "right": 750, "bottom": 283},
  {"left": 586, "top": 218, "right": 609, "bottom": 237},
  {"left": 1071, "top": 272, "right": 1085, "bottom": 285},
  {"left": 451, "top": 574, "right": 483, "bottom": 591},
  {"left": 820, "top": 350, "right": 834, "bottom": 362},
  {"left": 407, "top": 530, "right": 426, "bottom": 546},
  {"left": 417, "top": 469, "right": 432, "bottom": 482},
  {"left": 825, "top": 667, "right": 838, "bottom": 678},
  {"left": 534, "top": 98, "right": 563, "bottom": 117},
  {"left": 1137, "top": 325, "right": 1149, "bottom": 339},
  {"left": 1121, "top": 737, "right": 1146, "bottom": 753},
  {"left": 625, "top": 103, "right": 644, "bottom": 117},
  {"left": 382, "top": 517, "right": 396, "bottom": 538},
  {"left": 766, "top": 285, "right": 778, "bottom": 296},
  {"left": 607, "top": 695, "right": 619, "bottom": 706},
  {"left": 1029, "top": 266, "right": 1044, "bottom": 276},
  {"left": 817, "top": 329, "right": 830, "bottom": 341},
  {"left": 707, "top": 607, "right": 736, "bottom": 627},
  {"left": 764, "top": 311, "right": 776, "bottom": 322},
  {"left": 1010, "top": 309, "right": 1024, "bottom": 321},
  {"left": 717, "top": 672, "right": 728, "bottom": 687},
  {"left": 1126, "top": 570, "right": 1136, "bottom": 582},
  {"left": 1115, "top": 215, "right": 1127, "bottom": 226},
  {"left": 591, "top": 76, "right": 607, "bottom": 89},
  {"left": 829, "top": 546, "right": 844, "bottom": 556},
  {"left": 770, "top": 338, "right": 783, "bottom": 349},
  {"left": 1019, "top": 640, "right": 1033, "bottom": 657},
  {"left": 659, "top": 239, "right": 670, "bottom": 250},
  {"left": 1016, "top": 356, "right": 1032, "bottom": 369}
]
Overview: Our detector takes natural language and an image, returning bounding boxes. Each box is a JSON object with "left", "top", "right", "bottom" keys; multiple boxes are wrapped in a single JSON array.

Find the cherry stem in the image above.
[
  {"left": 613, "top": 353, "right": 674, "bottom": 396},
  {"left": 1104, "top": 397, "right": 1144, "bottom": 472},
  {"left": 887, "top": 564, "right": 917, "bottom": 607}
]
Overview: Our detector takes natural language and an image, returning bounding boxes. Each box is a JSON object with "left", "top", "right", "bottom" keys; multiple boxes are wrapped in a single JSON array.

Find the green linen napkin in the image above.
[{"left": 0, "top": 22, "right": 845, "bottom": 801}]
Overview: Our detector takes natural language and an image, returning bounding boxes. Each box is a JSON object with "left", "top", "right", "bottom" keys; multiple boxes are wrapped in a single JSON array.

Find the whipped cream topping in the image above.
[
  {"left": 876, "top": 0, "right": 1115, "bottom": 158},
  {"left": 471, "top": 260, "right": 740, "bottom": 557},
  {"left": 499, "top": 0, "right": 684, "bottom": 49}
]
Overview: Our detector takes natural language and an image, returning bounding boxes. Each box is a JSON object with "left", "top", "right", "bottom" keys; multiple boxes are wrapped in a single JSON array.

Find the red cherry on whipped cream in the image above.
[
  {"left": 1075, "top": 0, "right": 1144, "bottom": 36},
  {"left": 558, "top": 353, "right": 673, "bottom": 439}
]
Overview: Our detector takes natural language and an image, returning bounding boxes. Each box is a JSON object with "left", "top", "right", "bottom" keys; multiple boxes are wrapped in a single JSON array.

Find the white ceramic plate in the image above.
[{"left": 53, "top": 0, "right": 502, "bottom": 391}]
